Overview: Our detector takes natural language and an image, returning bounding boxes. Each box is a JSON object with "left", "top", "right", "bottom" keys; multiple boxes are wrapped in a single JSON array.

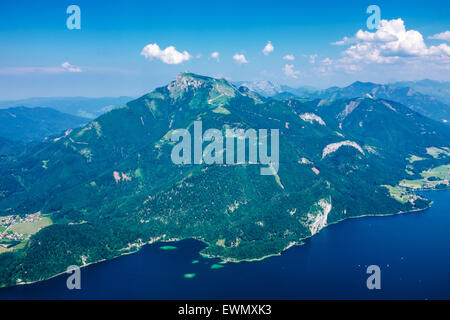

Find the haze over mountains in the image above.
[
  {"left": 303, "top": 81, "right": 450, "bottom": 123},
  {"left": 0, "top": 107, "right": 88, "bottom": 143},
  {"left": 391, "top": 80, "right": 450, "bottom": 105},
  {"left": 234, "top": 80, "right": 316, "bottom": 98},
  {"left": 0, "top": 73, "right": 449, "bottom": 287},
  {"left": 239, "top": 79, "right": 450, "bottom": 123},
  {"left": 0, "top": 96, "right": 134, "bottom": 119},
  {"left": 1, "top": 79, "right": 448, "bottom": 124}
]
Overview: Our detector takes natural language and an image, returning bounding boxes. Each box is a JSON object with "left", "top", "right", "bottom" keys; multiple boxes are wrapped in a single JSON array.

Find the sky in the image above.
[{"left": 0, "top": 0, "right": 449, "bottom": 99}]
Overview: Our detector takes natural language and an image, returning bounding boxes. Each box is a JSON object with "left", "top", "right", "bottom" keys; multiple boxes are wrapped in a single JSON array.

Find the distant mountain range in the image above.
[
  {"left": 0, "top": 107, "right": 88, "bottom": 142},
  {"left": 0, "top": 73, "right": 448, "bottom": 287},
  {"left": 305, "top": 81, "right": 450, "bottom": 123},
  {"left": 235, "top": 79, "right": 450, "bottom": 123},
  {"left": 233, "top": 80, "right": 316, "bottom": 98},
  {"left": 2, "top": 80, "right": 448, "bottom": 123},
  {"left": 0, "top": 96, "right": 134, "bottom": 119},
  {"left": 391, "top": 79, "right": 450, "bottom": 105}
]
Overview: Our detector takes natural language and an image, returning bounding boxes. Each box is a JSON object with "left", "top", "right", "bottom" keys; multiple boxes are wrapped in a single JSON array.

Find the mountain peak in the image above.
[
  {"left": 168, "top": 73, "right": 208, "bottom": 91},
  {"left": 348, "top": 81, "right": 377, "bottom": 89},
  {"left": 164, "top": 73, "right": 239, "bottom": 105}
]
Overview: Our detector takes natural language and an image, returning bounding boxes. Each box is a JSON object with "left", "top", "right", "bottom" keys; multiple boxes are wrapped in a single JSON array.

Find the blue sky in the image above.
[{"left": 0, "top": 0, "right": 449, "bottom": 99}]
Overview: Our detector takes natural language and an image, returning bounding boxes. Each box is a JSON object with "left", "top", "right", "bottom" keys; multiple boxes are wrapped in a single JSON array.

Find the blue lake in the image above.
[{"left": 0, "top": 190, "right": 449, "bottom": 299}]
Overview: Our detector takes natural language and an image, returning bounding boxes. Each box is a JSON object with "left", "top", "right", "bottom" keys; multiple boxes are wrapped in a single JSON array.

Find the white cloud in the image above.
[
  {"left": 61, "top": 62, "right": 82, "bottom": 73},
  {"left": 429, "top": 31, "right": 450, "bottom": 41},
  {"left": 309, "top": 54, "right": 318, "bottom": 64},
  {"left": 233, "top": 53, "right": 248, "bottom": 64},
  {"left": 262, "top": 41, "right": 274, "bottom": 55},
  {"left": 354, "top": 29, "right": 398, "bottom": 43},
  {"left": 141, "top": 43, "right": 191, "bottom": 64},
  {"left": 283, "top": 64, "right": 300, "bottom": 79},
  {"left": 335, "top": 18, "right": 450, "bottom": 65},
  {"left": 321, "top": 57, "right": 332, "bottom": 65},
  {"left": 210, "top": 51, "right": 220, "bottom": 61},
  {"left": 331, "top": 36, "right": 355, "bottom": 46},
  {"left": 283, "top": 54, "right": 295, "bottom": 61},
  {"left": 335, "top": 64, "right": 361, "bottom": 73}
]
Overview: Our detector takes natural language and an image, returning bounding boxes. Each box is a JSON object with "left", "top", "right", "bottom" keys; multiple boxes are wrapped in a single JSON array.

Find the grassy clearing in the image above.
[
  {"left": 384, "top": 164, "right": 450, "bottom": 200},
  {"left": 406, "top": 155, "right": 426, "bottom": 163},
  {"left": 426, "top": 147, "right": 450, "bottom": 159},
  {"left": 422, "top": 164, "right": 450, "bottom": 179},
  {"left": 42, "top": 160, "right": 49, "bottom": 169},
  {"left": 155, "top": 130, "right": 175, "bottom": 148},
  {"left": 216, "top": 239, "right": 226, "bottom": 247},
  {"left": 9, "top": 217, "right": 52, "bottom": 235},
  {"left": 399, "top": 164, "right": 450, "bottom": 189},
  {"left": 382, "top": 185, "right": 417, "bottom": 203},
  {"left": 212, "top": 106, "right": 231, "bottom": 115},
  {"left": 134, "top": 168, "right": 143, "bottom": 179}
]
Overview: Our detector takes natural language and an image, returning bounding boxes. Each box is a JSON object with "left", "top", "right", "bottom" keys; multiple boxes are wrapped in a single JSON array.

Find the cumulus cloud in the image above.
[
  {"left": 233, "top": 53, "right": 248, "bottom": 64},
  {"left": 262, "top": 41, "right": 274, "bottom": 55},
  {"left": 283, "top": 54, "right": 295, "bottom": 61},
  {"left": 210, "top": 51, "right": 220, "bottom": 61},
  {"left": 335, "top": 18, "right": 450, "bottom": 65},
  {"left": 321, "top": 57, "right": 332, "bottom": 65},
  {"left": 309, "top": 54, "right": 318, "bottom": 64},
  {"left": 283, "top": 64, "right": 300, "bottom": 79},
  {"left": 61, "top": 62, "right": 82, "bottom": 72},
  {"left": 141, "top": 43, "right": 191, "bottom": 64},
  {"left": 354, "top": 29, "right": 398, "bottom": 43},
  {"left": 429, "top": 31, "right": 450, "bottom": 41},
  {"left": 331, "top": 36, "right": 355, "bottom": 46}
]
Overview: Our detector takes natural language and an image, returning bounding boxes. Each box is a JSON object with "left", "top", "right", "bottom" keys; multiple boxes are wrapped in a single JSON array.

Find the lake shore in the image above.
[{"left": 6, "top": 195, "right": 433, "bottom": 288}]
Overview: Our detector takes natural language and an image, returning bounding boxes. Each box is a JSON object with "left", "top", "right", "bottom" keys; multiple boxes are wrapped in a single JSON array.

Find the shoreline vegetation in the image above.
[{"left": 5, "top": 190, "right": 436, "bottom": 289}]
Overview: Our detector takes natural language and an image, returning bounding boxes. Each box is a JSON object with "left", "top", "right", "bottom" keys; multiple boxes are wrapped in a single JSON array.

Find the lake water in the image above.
[{"left": 0, "top": 190, "right": 449, "bottom": 299}]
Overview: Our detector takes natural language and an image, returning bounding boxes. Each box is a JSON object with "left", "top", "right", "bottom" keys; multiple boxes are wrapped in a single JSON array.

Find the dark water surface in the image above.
[{"left": 1, "top": 190, "right": 449, "bottom": 299}]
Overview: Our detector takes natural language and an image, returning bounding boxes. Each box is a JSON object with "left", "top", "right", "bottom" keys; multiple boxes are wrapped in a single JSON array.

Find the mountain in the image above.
[
  {"left": 233, "top": 80, "right": 283, "bottom": 97},
  {"left": 0, "top": 96, "right": 134, "bottom": 119},
  {"left": 391, "top": 79, "right": 450, "bottom": 105},
  {"left": 304, "top": 81, "right": 450, "bottom": 123},
  {"left": 0, "top": 137, "right": 25, "bottom": 157},
  {"left": 234, "top": 80, "right": 316, "bottom": 98},
  {"left": 272, "top": 91, "right": 301, "bottom": 100},
  {"left": 0, "top": 73, "right": 449, "bottom": 287},
  {"left": 0, "top": 107, "right": 88, "bottom": 142},
  {"left": 280, "top": 85, "right": 317, "bottom": 97}
]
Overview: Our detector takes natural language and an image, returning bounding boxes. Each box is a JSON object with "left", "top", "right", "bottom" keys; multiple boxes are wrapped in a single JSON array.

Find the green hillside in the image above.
[{"left": 0, "top": 73, "right": 449, "bottom": 287}]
